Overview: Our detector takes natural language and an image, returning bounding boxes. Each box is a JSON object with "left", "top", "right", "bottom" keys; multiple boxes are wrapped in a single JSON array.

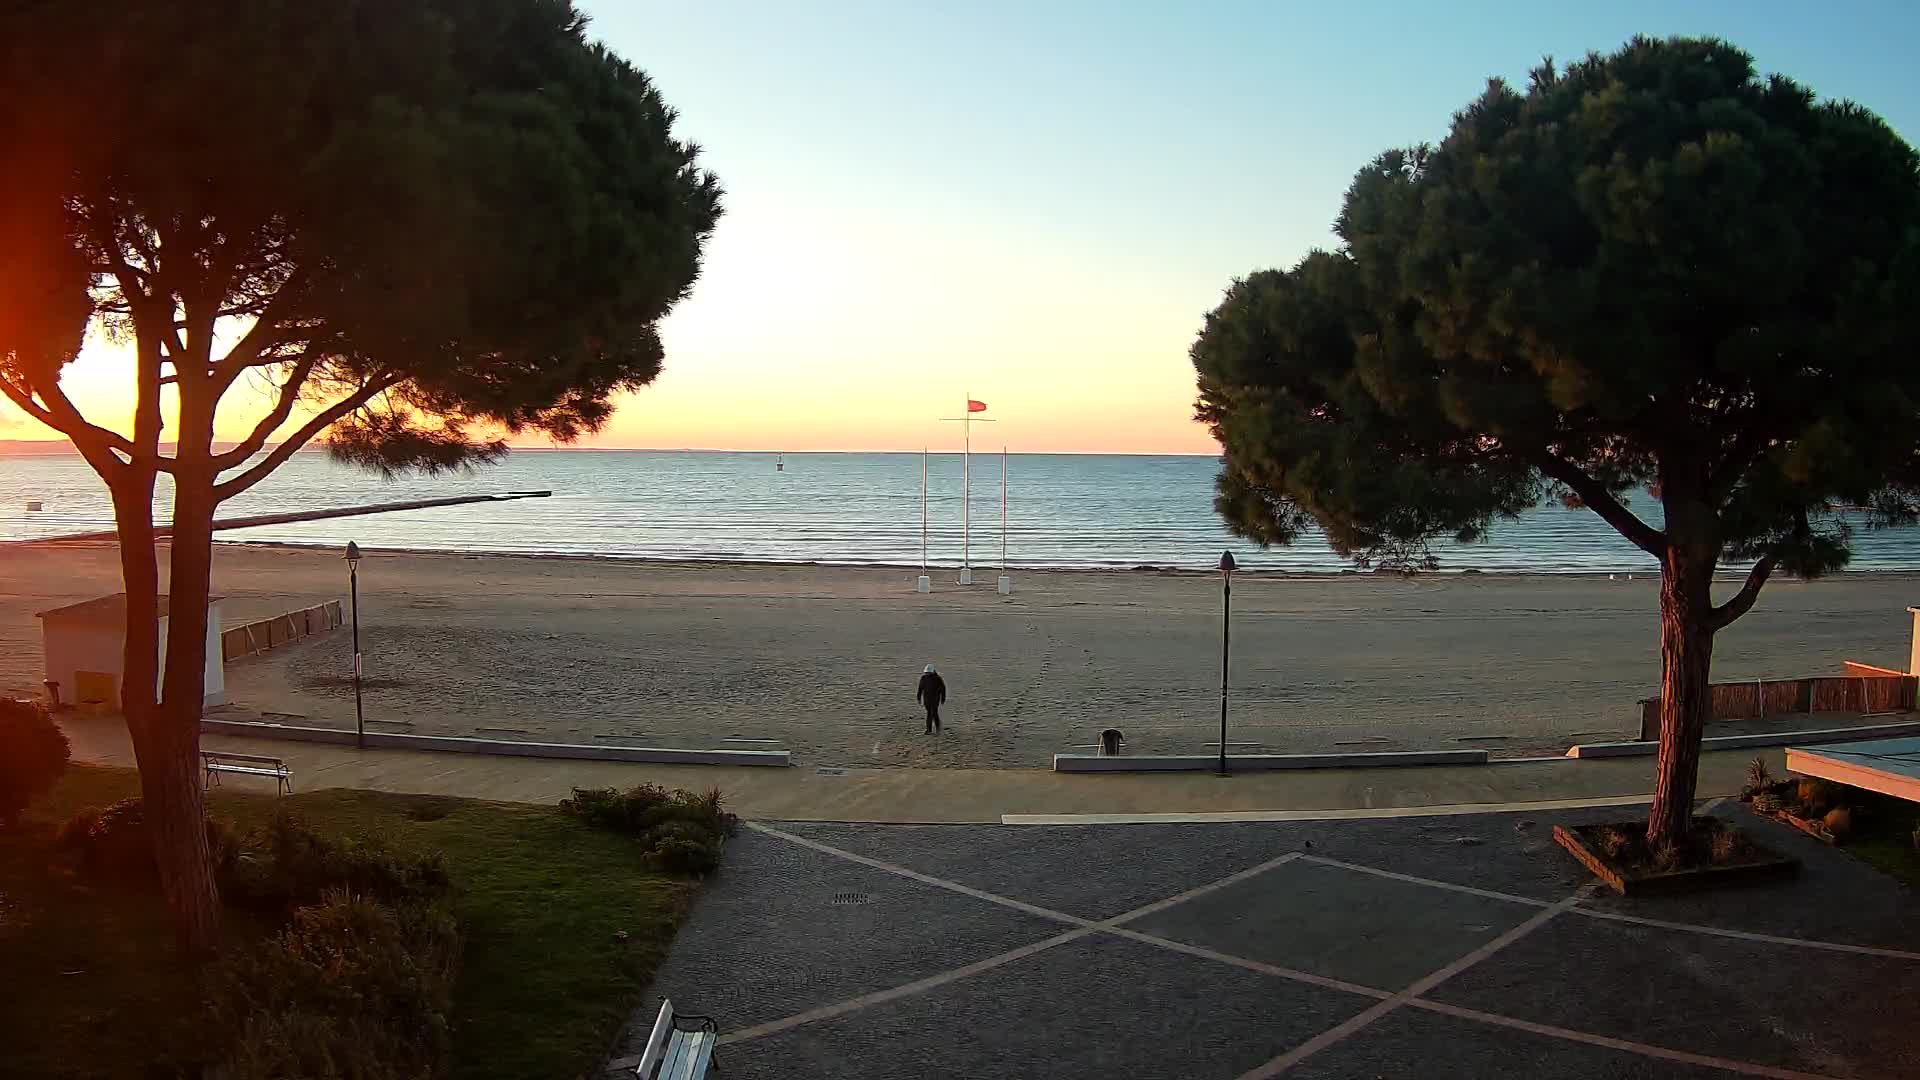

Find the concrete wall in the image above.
[
  {"left": 41, "top": 621, "right": 126, "bottom": 706},
  {"left": 43, "top": 601, "right": 226, "bottom": 707}
]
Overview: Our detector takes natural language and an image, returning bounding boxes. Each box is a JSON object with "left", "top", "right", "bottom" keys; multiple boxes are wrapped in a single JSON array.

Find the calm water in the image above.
[{"left": 4, "top": 449, "right": 1919, "bottom": 573}]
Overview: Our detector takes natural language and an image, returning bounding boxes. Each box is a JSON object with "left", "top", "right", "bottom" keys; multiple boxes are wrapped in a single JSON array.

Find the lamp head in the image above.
[
  {"left": 345, "top": 541, "right": 362, "bottom": 568},
  {"left": 1218, "top": 550, "right": 1236, "bottom": 574}
]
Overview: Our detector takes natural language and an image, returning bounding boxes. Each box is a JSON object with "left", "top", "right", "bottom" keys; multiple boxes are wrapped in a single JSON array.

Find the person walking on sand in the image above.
[{"left": 917, "top": 664, "right": 947, "bottom": 735}]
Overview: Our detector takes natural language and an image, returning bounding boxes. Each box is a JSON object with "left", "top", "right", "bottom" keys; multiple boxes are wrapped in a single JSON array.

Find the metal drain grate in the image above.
[{"left": 829, "top": 891, "right": 874, "bottom": 906}]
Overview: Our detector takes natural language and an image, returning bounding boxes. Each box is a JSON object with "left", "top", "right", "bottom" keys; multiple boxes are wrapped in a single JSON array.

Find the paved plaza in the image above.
[{"left": 619, "top": 802, "right": 1920, "bottom": 1079}]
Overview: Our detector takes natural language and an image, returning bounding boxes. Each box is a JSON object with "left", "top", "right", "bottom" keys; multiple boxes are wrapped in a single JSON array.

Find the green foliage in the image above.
[
  {"left": 56, "top": 798, "right": 235, "bottom": 883},
  {"left": 1751, "top": 791, "right": 1784, "bottom": 814},
  {"left": 1742, "top": 758, "right": 1774, "bottom": 797},
  {"left": 0, "top": 0, "right": 724, "bottom": 473},
  {"left": 0, "top": 699, "right": 68, "bottom": 825},
  {"left": 1796, "top": 778, "right": 1839, "bottom": 817},
  {"left": 560, "top": 784, "right": 737, "bottom": 874},
  {"left": 1708, "top": 827, "right": 1745, "bottom": 864},
  {"left": 223, "top": 812, "right": 451, "bottom": 916},
  {"left": 1193, "top": 36, "right": 1920, "bottom": 579},
  {"left": 3, "top": 768, "right": 698, "bottom": 1080},
  {"left": 208, "top": 891, "right": 460, "bottom": 1080}
]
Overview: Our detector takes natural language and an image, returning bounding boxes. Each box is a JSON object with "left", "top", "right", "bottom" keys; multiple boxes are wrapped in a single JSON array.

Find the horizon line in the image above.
[{"left": 0, "top": 438, "right": 1222, "bottom": 459}]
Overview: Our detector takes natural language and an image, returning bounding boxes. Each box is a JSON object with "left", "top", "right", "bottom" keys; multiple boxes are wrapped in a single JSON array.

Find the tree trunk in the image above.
[
  {"left": 1646, "top": 540, "right": 1717, "bottom": 851},
  {"left": 107, "top": 469, "right": 221, "bottom": 952},
  {"left": 151, "top": 463, "right": 224, "bottom": 953}
]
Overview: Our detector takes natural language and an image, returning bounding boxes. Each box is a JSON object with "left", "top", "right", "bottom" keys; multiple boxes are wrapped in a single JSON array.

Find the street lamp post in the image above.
[
  {"left": 1218, "top": 550, "right": 1235, "bottom": 777},
  {"left": 346, "top": 542, "right": 364, "bottom": 750}
]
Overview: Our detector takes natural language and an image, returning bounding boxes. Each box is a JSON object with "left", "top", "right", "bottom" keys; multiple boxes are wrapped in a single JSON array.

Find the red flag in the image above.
[{"left": 967, "top": 400, "right": 988, "bottom": 413}]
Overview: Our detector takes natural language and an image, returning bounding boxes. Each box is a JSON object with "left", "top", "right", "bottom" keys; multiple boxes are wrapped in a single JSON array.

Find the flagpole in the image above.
[
  {"left": 961, "top": 393, "right": 972, "bottom": 585},
  {"left": 916, "top": 447, "right": 931, "bottom": 593}
]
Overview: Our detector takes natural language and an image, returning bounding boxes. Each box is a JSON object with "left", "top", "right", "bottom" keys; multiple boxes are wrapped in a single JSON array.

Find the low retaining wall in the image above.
[
  {"left": 199, "top": 717, "right": 791, "bottom": 767},
  {"left": 1052, "top": 749, "right": 1489, "bottom": 773},
  {"left": 1567, "top": 719, "right": 1920, "bottom": 759},
  {"left": 222, "top": 602, "right": 344, "bottom": 661},
  {"left": 1637, "top": 664, "right": 1917, "bottom": 740}
]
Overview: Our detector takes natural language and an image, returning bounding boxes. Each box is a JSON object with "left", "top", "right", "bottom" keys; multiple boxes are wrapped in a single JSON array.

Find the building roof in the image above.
[
  {"left": 35, "top": 593, "right": 225, "bottom": 622},
  {"left": 1786, "top": 737, "right": 1920, "bottom": 805}
]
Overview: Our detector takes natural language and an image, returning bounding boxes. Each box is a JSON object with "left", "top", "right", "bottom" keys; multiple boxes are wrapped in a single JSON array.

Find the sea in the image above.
[{"left": 4, "top": 449, "right": 1920, "bottom": 573}]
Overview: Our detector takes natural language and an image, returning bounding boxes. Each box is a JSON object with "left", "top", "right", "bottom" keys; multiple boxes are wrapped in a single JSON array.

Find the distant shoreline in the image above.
[{"left": 15, "top": 535, "right": 1920, "bottom": 583}]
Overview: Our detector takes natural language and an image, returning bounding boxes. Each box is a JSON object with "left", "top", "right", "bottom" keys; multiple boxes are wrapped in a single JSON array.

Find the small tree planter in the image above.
[
  {"left": 1553, "top": 820, "right": 1800, "bottom": 896},
  {"left": 1743, "top": 781, "right": 1851, "bottom": 845}
]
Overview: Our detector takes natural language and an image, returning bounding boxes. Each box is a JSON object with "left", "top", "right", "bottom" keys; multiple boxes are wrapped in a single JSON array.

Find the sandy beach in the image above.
[{"left": 3, "top": 542, "right": 1914, "bottom": 767}]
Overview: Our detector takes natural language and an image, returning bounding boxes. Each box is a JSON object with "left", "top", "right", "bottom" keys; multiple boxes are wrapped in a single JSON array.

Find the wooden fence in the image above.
[
  {"left": 222, "top": 601, "right": 344, "bottom": 662},
  {"left": 1637, "top": 662, "right": 1917, "bottom": 740}
]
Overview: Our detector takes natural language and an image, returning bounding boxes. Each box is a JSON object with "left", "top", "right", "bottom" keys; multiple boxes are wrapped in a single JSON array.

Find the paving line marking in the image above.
[
  {"left": 740, "top": 820, "right": 1911, "bottom": 1075},
  {"left": 747, "top": 823, "right": 1092, "bottom": 927},
  {"left": 730, "top": 828, "right": 1326, "bottom": 1045},
  {"left": 1001, "top": 793, "right": 1657, "bottom": 826},
  {"left": 1295, "top": 854, "right": 1553, "bottom": 908},
  {"left": 1236, "top": 897, "right": 1581, "bottom": 1079},
  {"left": 1101, "top": 927, "right": 1391, "bottom": 1001},
  {"left": 1295, "top": 850, "right": 1920, "bottom": 963},
  {"left": 1568, "top": 908, "right": 1920, "bottom": 962},
  {"left": 718, "top": 925, "right": 1099, "bottom": 1045},
  {"left": 1407, "top": 1000, "right": 1842, "bottom": 1080}
]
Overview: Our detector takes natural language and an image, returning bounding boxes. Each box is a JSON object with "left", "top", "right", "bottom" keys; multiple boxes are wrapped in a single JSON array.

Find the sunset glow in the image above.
[{"left": 6, "top": 1, "right": 1916, "bottom": 457}]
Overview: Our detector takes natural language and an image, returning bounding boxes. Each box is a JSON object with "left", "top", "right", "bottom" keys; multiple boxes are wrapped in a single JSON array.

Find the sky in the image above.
[{"left": 8, "top": 0, "right": 1920, "bottom": 454}]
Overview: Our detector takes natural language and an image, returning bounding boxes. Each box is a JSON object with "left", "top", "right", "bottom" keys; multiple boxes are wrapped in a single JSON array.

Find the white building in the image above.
[{"left": 35, "top": 593, "right": 227, "bottom": 709}]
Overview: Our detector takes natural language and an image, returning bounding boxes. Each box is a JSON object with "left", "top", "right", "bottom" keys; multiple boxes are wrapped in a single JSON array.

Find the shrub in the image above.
[
  {"left": 1795, "top": 779, "right": 1838, "bottom": 817},
  {"left": 559, "top": 784, "right": 672, "bottom": 833},
  {"left": 1708, "top": 827, "right": 1749, "bottom": 864},
  {"left": 1751, "top": 792, "right": 1784, "bottom": 814},
  {"left": 1592, "top": 825, "right": 1634, "bottom": 860},
  {"left": 222, "top": 812, "right": 450, "bottom": 916},
  {"left": 1651, "top": 843, "right": 1685, "bottom": 873},
  {"left": 561, "top": 784, "right": 738, "bottom": 874},
  {"left": 1911, "top": 825, "right": 1920, "bottom": 855},
  {"left": 1823, "top": 807, "right": 1854, "bottom": 841},
  {"left": 57, "top": 798, "right": 234, "bottom": 882},
  {"left": 208, "top": 890, "right": 458, "bottom": 1080},
  {"left": 1741, "top": 758, "right": 1773, "bottom": 799},
  {"left": 0, "top": 698, "right": 69, "bottom": 825}
]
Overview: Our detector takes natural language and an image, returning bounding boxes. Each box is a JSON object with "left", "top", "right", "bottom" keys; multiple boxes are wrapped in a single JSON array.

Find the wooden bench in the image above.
[
  {"left": 201, "top": 751, "right": 292, "bottom": 796},
  {"left": 632, "top": 999, "right": 717, "bottom": 1079}
]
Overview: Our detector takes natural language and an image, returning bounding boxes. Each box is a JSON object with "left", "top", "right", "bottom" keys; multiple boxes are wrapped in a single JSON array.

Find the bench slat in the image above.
[
  {"left": 680, "top": 1032, "right": 715, "bottom": 1080},
  {"left": 207, "top": 765, "right": 286, "bottom": 778},
  {"left": 634, "top": 1001, "right": 675, "bottom": 1078},
  {"left": 661, "top": 1031, "right": 712, "bottom": 1080},
  {"left": 203, "top": 751, "right": 288, "bottom": 766}
]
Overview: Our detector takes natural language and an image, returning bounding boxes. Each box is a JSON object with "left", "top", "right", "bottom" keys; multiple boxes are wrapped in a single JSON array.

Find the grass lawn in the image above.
[
  {"left": 1846, "top": 789, "right": 1920, "bottom": 887},
  {"left": 0, "top": 764, "right": 701, "bottom": 1080}
]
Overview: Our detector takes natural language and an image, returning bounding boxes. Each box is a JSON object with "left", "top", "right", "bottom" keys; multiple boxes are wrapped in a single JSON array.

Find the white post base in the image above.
[
  {"left": 915, "top": 575, "right": 931, "bottom": 593},
  {"left": 1909, "top": 606, "right": 1920, "bottom": 675},
  {"left": 959, "top": 568, "right": 974, "bottom": 586},
  {"left": 997, "top": 574, "right": 1012, "bottom": 595}
]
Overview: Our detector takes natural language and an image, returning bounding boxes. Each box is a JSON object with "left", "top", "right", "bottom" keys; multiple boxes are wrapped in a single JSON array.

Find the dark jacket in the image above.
[{"left": 916, "top": 671, "right": 947, "bottom": 707}]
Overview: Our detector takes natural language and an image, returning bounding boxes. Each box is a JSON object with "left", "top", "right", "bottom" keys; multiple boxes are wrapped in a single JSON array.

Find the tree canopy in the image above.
[
  {"left": 1, "top": 0, "right": 722, "bottom": 479},
  {"left": 1195, "top": 37, "right": 1920, "bottom": 589},
  {"left": 1193, "top": 36, "right": 1920, "bottom": 849}
]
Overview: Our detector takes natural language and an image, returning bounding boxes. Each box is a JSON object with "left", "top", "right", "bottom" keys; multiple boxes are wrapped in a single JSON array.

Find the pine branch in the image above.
[
  {"left": 209, "top": 354, "right": 318, "bottom": 469},
  {"left": 1533, "top": 452, "right": 1667, "bottom": 557},
  {"left": 212, "top": 372, "right": 402, "bottom": 501},
  {"left": 1709, "top": 555, "right": 1776, "bottom": 630}
]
